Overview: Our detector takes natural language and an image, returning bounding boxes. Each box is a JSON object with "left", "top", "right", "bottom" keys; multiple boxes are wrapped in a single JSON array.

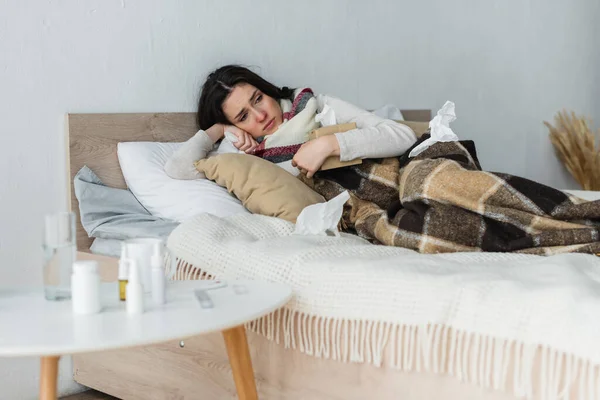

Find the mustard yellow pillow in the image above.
[{"left": 195, "top": 154, "right": 325, "bottom": 223}]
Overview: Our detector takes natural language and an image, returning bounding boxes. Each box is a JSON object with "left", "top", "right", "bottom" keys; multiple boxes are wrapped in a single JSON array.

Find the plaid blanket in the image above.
[{"left": 300, "top": 135, "right": 600, "bottom": 255}]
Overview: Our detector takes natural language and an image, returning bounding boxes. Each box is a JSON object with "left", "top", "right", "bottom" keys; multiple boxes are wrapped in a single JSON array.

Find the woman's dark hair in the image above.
[{"left": 197, "top": 65, "right": 295, "bottom": 130}]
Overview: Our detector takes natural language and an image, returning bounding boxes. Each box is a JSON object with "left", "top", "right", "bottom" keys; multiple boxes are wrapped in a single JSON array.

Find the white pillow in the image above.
[{"left": 117, "top": 141, "right": 250, "bottom": 222}]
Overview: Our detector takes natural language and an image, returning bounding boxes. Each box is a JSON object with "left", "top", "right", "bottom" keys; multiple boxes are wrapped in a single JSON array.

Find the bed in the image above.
[{"left": 68, "top": 112, "right": 600, "bottom": 400}]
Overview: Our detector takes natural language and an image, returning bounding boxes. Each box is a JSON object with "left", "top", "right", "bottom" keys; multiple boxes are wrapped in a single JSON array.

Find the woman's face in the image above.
[{"left": 222, "top": 83, "right": 283, "bottom": 138}]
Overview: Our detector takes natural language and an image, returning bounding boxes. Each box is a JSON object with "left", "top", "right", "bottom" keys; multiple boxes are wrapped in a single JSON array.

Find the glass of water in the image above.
[{"left": 43, "top": 211, "right": 76, "bottom": 301}]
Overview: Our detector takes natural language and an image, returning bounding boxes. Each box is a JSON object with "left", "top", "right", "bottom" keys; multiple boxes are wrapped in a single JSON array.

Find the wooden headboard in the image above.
[{"left": 67, "top": 110, "right": 432, "bottom": 252}]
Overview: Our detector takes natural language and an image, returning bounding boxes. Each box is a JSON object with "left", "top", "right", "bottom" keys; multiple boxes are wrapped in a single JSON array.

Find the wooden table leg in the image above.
[
  {"left": 222, "top": 326, "right": 258, "bottom": 400},
  {"left": 40, "top": 356, "right": 60, "bottom": 400}
]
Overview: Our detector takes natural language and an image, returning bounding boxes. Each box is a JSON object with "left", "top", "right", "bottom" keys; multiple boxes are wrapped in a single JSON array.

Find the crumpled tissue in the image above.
[
  {"left": 223, "top": 131, "right": 244, "bottom": 154},
  {"left": 293, "top": 191, "right": 350, "bottom": 236},
  {"left": 408, "top": 101, "right": 459, "bottom": 158},
  {"left": 315, "top": 104, "right": 337, "bottom": 127}
]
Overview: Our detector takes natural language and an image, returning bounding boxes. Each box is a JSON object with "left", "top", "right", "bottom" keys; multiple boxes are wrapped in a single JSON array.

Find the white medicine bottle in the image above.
[{"left": 71, "top": 260, "right": 102, "bottom": 315}]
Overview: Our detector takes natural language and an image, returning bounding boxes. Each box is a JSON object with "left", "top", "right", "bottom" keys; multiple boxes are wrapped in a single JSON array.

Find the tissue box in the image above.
[{"left": 308, "top": 123, "right": 363, "bottom": 171}]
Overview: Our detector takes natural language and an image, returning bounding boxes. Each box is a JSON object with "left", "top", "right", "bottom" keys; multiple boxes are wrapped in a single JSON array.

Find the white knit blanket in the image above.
[{"left": 167, "top": 213, "right": 600, "bottom": 399}]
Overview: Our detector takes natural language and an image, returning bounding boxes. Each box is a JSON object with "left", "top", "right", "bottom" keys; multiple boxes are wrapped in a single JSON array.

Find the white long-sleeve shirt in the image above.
[
  {"left": 316, "top": 94, "right": 416, "bottom": 162},
  {"left": 165, "top": 94, "right": 417, "bottom": 180}
]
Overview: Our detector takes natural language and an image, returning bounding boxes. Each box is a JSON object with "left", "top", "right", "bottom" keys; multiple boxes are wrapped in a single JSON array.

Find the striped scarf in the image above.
[{"left": 254, "top": 88, "right": 320, "bottom": 163}]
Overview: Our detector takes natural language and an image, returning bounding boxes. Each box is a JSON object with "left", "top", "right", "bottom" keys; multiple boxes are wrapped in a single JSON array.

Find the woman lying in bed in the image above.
[
  {"left": 167, "top": 64, "right": 600, "bottom": 255},
  {"left": 165, "top": 64, "right": 417, "bottom": 179}
]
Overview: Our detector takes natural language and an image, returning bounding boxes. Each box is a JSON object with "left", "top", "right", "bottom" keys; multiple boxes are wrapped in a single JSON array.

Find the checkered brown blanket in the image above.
[{"left": 300, "top": 135, "right": 600, "bottom": 255}]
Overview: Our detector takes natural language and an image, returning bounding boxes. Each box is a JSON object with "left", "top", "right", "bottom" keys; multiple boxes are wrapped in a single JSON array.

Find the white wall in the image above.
[{"left": 1, "top": 0, "right": 598, "bottom": 397}]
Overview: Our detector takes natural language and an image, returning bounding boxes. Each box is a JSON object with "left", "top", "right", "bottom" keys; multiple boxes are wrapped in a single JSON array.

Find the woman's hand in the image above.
[
  {"left": 224, "top": 125, "right": 259, "bottom": 154},
  {"left": 292, "top": 136, "right": 340, "bottom": 178},
  {"left": 205, "top": 124, "right": 258, "bottom": 154}
]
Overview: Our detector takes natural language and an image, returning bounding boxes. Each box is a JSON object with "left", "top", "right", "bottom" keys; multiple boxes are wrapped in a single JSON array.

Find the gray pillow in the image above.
[
  {"left": 74, "top": 166, "right": 179, "bottom": 241},
  {"left": 90, "top": 238, "right": 124, "bottom": 258}
]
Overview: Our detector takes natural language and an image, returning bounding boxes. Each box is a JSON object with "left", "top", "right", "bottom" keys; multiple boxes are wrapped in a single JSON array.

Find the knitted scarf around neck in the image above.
[{"left": 253, "top": 88, "right": 321, "bottom": 163}]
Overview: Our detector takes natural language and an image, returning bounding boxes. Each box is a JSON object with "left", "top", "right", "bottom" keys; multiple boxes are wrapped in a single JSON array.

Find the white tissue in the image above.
[
  {"left": 408, "top": 101, "right": 459, "bottom": 158},
  {"left": 373, "top": 104, "right": 404, "bottom": 121},
  {"left": 224, "top": 131, "right": 238, "bottom": 143},
  {"left": 223, "top": 131, "right": 244, "bottom": 154},
  {"left": 315, "top": 104, "right": 337, "bottom": 127},
  {"left": 294, "top": 191, "right": 350, "bottom": 236}
]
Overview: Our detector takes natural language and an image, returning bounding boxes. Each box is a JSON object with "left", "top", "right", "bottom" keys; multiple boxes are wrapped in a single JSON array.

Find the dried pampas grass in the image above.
[{"left": 545, "top": 110, "right": 600, "bottom": 190}]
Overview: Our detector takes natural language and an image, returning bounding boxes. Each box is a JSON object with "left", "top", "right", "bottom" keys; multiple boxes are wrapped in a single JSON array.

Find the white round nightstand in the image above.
[{"left": 0, "top": 279, "right": 292, "bottom": 400}]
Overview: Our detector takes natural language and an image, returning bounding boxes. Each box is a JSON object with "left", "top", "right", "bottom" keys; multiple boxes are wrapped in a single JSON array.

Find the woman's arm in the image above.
[
  {"left": 165, "top": 124, "right": 259, "bottom": 180},
  {"left": 315, "top": 94, "right": 418, "bottom": 161},
  {"left": 164, "top": 126, "right": 223, "bottom": 180}
]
